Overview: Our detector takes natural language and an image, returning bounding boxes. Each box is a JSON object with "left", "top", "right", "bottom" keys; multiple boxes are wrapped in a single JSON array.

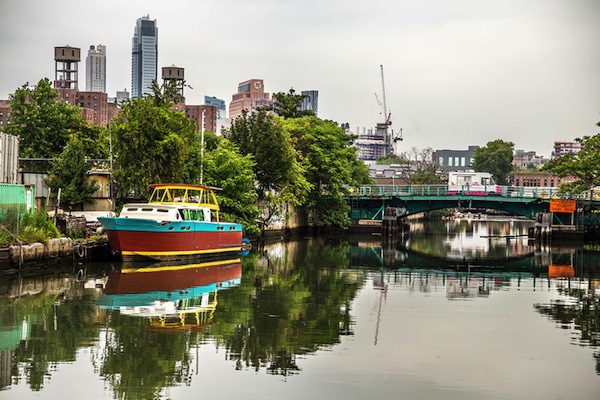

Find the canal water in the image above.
[{"left": 1, "top": 217, "right": 599, "bottom": 400}]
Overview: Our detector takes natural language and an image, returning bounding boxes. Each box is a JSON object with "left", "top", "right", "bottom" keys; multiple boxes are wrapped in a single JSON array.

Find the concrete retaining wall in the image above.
[{"left": 8, "top": 237, "right": 73, "bottom": 264}]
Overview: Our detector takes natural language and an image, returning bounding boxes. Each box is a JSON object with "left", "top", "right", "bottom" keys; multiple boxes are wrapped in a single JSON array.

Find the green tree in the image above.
[
  {"left": 376, "top": 153, "right": 406, "bottom": 165},
  {"left": 224, "top": 109, "right": 311, "bottom": 231},
  {"left": 110, "top": 88, "right": 202, "bottom": 199},
  {"left": 392, "top": 147, "right": 444, "bottom": 184},
  {"left": 77, "top": 123, "right": 110, "bottom": 160},
  {"left": 283, "top": 116, "right": 372, "bottom": 228},
  {"left": 542, "top": 132, "right": 600, "bottom": 194},
  {"left": 204, "top": 139, "right": 260, "bottom": 235},
  {"left": 268, "top": 88, "right": 315, "bottom": 119},
  {"left": 472, "top": 139, "right": 514, "bottom": 185},
  {"left": 4, "top": 78, "right": 87, "bottom": 158},
  {"left": 46, "top": 136, "right": 99, "bottom": 210}
]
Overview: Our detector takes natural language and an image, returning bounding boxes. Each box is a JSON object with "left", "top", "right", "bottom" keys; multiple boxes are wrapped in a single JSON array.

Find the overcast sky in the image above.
[{"left": 1, "top": 0, "right": 598, "bottom": 157}]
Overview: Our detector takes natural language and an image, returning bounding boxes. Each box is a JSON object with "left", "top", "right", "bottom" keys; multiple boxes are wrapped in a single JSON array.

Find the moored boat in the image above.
[{"left": 98, "top": 183, "right": 243, "bottom": 261}]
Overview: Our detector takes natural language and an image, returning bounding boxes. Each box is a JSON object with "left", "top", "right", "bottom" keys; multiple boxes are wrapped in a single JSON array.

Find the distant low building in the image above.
[
  {"left": 512, "top": 172, "right": 575, "bottom": 188},
  {"left": 513, "top": 150, "right": 548, "bottom": 170},
  {"left": 433, "top": 146, "right": 478, "bottom": 172},
  {"left": 553, "top": 141, "right": 583, "bottom": 158},
  {"left": 368, "top": 163, "right": 411, "bottom": 185}
]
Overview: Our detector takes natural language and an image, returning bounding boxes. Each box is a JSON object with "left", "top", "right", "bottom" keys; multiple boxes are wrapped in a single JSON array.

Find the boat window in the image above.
[
  {"left": 179, "top": 210, "right": 186, "bottom": 220},
  {"left": 126, "top": 207, "right": 138, "bottom": 212},
  {"left": 157, "top": 209, "right": 169, "bottom": 213},
  {"left": 188, "top": 209, "right": 198, "bottom": 220},
  {"left": 141, "top": 208, "right": 153, "bottom": 212}
]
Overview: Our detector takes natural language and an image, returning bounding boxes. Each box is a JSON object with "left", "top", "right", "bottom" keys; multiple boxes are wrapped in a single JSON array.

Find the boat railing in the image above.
[{"left": 148, "top": 185, "right": 220, "bottom": 210}]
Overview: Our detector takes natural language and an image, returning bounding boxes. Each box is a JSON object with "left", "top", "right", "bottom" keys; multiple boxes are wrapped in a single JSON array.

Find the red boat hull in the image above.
[{"left": 105, "top": 229, "right": 243, "bottom": 261}]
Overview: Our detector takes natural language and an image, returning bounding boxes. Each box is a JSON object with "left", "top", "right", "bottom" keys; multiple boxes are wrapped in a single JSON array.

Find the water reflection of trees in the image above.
[
  {"left": 534, "top": 279, "right": 600, "bottom": 374},
  {"left": 5, "top": 237, "right": 599, "bottom": 397},
  {"left": 210, "top": 239, "right": 362, "bottom": 375},
  {"left": 5, "top": 281, "right": 101, "bottom": 391}
]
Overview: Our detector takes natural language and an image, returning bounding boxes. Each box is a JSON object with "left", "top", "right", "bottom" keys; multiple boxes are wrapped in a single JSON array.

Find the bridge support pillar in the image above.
[{"left": 382, "top": 207, "right": 409, "bottom": 237}]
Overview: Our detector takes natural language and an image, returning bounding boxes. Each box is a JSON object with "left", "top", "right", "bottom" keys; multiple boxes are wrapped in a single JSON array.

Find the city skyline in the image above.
[{"left": 0, "top": 0, "right": 599, "bottom": 157}]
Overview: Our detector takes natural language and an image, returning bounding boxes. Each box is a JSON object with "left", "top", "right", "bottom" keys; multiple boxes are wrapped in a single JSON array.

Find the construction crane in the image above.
[
  {"left": 377, "top": 65, "right": 402, "bottom": 142},
  {"left": 379, "top": 65, "right": 391, "bottom": 127}
]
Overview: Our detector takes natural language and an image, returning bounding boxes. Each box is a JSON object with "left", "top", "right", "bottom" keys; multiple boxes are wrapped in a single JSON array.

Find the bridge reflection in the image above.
[{"left": 347, "top": 235, "right": 600, "bottom": 278}]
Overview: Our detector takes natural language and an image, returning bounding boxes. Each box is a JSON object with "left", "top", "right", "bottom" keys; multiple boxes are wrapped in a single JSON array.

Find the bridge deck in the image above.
[{"left": 341, "top": 185, "right": 600, "bottom": 221}]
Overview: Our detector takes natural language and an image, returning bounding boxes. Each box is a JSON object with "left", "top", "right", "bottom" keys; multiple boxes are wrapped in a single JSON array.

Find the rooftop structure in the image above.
[{"left": 54, "top": 46, "right": 81, "bottom": 90}]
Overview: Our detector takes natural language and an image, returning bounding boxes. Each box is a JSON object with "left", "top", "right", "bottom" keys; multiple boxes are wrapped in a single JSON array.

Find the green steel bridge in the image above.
[{"left": 344, "top": 185, "right": 600, "bottom": 223}]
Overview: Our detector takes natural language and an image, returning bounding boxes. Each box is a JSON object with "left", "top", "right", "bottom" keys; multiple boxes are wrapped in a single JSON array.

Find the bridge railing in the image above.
[{"left": 344, "top": 185, "right": 587, "bottom": 200}]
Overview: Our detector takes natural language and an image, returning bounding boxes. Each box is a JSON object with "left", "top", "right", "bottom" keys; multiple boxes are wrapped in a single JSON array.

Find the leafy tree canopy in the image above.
[
  {"left": 111, "top": 85, "right": 202, "bottom": 200},
  {"left": 472, "top": 139, "right": 514, "bottom": 185},
  {"left": 46, "top": 136, "right": 99, "bottom": 209},
  {"left": 224, "top": 109, "right": 310, "bottom": 204},
  {"left": 542, "top": 132, "right": 600, "bottom": 194},
  {"left": 5, "top": 78, "right": 88, "bottom": 158},
  {"left": 376, "top": 154, "right": 407, "bottom": 165},
  {"left": 283, "top": 116, "right": 372, "bottom": 227},
  {"left": 203, "top": 139, "right": 260, "bottom": 235},
  {"left": 267, "top": 88, "right": 315, "bottom": 119}
]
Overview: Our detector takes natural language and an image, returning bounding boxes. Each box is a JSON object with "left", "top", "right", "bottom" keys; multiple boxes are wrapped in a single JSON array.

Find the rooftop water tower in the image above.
[
  {"left": 162, "top": 65, "right": 185, "bottom": 101},
  {"left": 54, "top": 46, "right": 81, "bottom": 90}
]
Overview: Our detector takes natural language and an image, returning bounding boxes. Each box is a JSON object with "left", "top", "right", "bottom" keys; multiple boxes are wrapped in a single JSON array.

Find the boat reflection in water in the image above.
[{"left": 97, "top": 258, "right": 242, "bottom": 331}]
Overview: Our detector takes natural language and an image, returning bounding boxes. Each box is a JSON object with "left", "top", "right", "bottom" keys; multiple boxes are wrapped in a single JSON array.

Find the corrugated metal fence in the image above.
[
  {"left": 0, "top": 133, "right": 19, "bottom": 184},
  {"left": 0, "top": 183, "right": 35, "bottom": 235}
]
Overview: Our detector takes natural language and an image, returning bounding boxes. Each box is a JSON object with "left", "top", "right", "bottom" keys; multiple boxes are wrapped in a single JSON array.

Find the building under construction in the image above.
[
  {"left": 354, "top": 123, "right": 393, "bottom": 162},
  {"left": 353, "top": 65, "right": 400, "bottom": 163}
]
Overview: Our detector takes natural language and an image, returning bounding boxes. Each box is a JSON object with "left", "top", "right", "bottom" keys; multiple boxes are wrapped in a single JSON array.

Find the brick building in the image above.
[
  {"left": 76, "top": 91, "right": 109, "bottom": 126},
  {"left": 229, "top": 79, "right": 270, "bottom": 120},
  {"left": 0, "top": 100, "right": 10, "bottom": 128},
  {"left": 512, "top": 172, "right": 575, "bottom": 188},
  {"left": 185, "top": 105, "right": 217, "bottom": 133}
]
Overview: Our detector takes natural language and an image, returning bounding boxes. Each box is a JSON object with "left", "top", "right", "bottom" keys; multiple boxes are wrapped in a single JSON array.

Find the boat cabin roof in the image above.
[{"left": 148, "top": 184, "right": 221, "bottom": 211}]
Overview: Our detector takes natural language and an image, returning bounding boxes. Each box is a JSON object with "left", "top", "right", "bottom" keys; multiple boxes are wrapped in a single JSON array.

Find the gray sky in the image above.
[{"left": 1, "top": 0, "right": 598, "bottom": 157}]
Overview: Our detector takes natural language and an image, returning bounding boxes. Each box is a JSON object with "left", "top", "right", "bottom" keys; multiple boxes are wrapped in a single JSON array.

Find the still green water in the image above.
[{"left": 1, "top": 218, "right": 599, "bottom": 400}]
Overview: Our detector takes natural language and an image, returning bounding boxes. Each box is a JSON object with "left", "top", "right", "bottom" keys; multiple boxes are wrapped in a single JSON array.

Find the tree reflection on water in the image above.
[{"left": 1, "top": 230, "right": 599, "bottom": 400}]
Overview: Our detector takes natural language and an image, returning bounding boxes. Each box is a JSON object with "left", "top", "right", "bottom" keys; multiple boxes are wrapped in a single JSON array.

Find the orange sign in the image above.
[
  {"left": 548, "top": 265, "right": 575, "bottom": 278},
  {"left": 549, "top": 199, "right": 576, "bottom": 213}
]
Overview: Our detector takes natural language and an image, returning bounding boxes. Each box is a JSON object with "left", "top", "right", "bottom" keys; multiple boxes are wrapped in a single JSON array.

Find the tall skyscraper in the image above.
[
  {"left": 301, "top": 90, "right": 319, "bottom": 116},
  {"left": 86, "top": 44, "right": 106, "bottom": 92},
  {"left": 131, "top": 15, "right": 158, "bottom": 98}
]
